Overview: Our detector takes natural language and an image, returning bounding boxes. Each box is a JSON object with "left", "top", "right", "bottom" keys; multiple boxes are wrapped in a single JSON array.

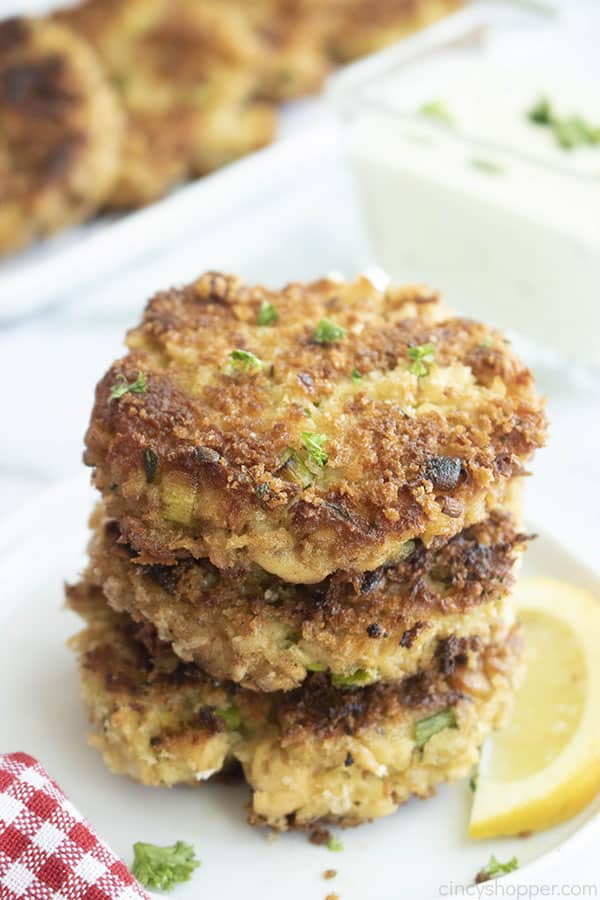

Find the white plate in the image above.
[{"left": 0, "top": 474, "right": 598, "bottom": 899}]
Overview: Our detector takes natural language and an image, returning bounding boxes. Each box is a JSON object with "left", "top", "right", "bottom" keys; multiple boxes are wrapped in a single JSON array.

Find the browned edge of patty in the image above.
[
  {"left": 66, "top": 580, "right": 523, "bottom": 745},
  {"left": 101, "top": 507, "right": 531, "bottom": 624}
]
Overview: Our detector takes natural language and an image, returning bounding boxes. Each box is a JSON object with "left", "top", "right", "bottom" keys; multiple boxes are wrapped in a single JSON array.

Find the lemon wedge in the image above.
[{"left": 469, "top": 576, "right": 600, "bottom": 838}]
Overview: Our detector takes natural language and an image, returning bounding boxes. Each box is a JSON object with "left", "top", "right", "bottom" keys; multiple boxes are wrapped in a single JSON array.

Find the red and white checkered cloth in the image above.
[{"left": 0, "top": 753, "right": 150, "bottom": 900}]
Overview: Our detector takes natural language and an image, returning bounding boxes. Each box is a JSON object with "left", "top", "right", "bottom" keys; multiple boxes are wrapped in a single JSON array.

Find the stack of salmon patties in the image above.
[{"left": 68, "top": 272, "right": 547, "bottom": 830}]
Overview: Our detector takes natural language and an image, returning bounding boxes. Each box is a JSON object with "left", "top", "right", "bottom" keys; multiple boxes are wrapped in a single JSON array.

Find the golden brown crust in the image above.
[
  {"left": 85, "top": 273, "right": 547, "bottom": 582},
  {"left": 55, "top": 0, "right": 276, "bottom": 205},
  {"left": 328, "top": 0, "right": 463, "bottom": 62},
  {"left": 67, "top": 580, "right": 519, "bottom": 737},
  {"left": 0, "top": 0, "right": 462, "bottom": 248},
  {"left": 103, "top": 109, "right": 194, "bottom": 207},
  {"left": 88, "top": 503, "right": 528, "bottom": 690},
  {"left": 0, "top": 16, "right": 123, "bottom": 253},
  {"left": 273, "top": 628, "right": 520, "bottom": 743},
  {"left": 221, "top": 0, "right": 462, "bottom": 98},
  {"left": 68, "top": 579, "right": 522, "bottom": 827},
  {"left": 229, "top": 0, "right": 333, "bottom": 101}
]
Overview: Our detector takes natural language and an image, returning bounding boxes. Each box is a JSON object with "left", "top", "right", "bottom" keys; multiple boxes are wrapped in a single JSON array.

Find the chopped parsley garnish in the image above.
[
  {"left": 528, "top": 96, "right": 553, "bottom": 125},
  {"left": 313, "top": 319, "right": 346, "bottom": 344},
  {"left": 528, "top": 96, "right": 600, "bottom": 149},
  {"left": 326, "top": 835, "right": 344, "bottom": 852},
  {"left": 331, "top": 668, "right": 377, "bottom": 688},
  {"left": 131, "top": 840, "right": 200, "bottom": 891},
  {"left": 479, "top": 335, "right": 494, "bottom": 348},
  {"left": 419, "top": 99, "right": 455, "bottom": 127},
  {"left": 109, "top": 371, "right": 147, "bottom": 401},
  {"left": 553, "top": 116, "right": 600, "bottom": 149},
  {"left": 301, "top": 431, "right": 328, "bottom": 467},
  {"left": 141, "top": 448, "right": 158, "bottom": 483},
  {"left": 257, "top": 300, "right": 278, "bottom": 326},
  {"left": 414, "top": 708, "right": 457, "bottom": 749},
  {"left": 282, "top": 433, "right": 329, "bottom": 487},
  {"left": 408, "top": 343, "right": 435, "bottom": 377},
  {"left": 476, "top": 855, "right": 519, "bottom": 884},
  {"left": 351, "top": 368, "right": 363, "bottom": 383},
  {"left": 215, "top": 705, "right": 242, "bottom": 730},
  {"left": 470, "top": 158, "right": 506, "bottom": 175},
  {"left": 469, "top": 765, "right": 479, "bottom": 792},
  {"left": 229, "top": 348, "right": 263, "bottom": 373}
]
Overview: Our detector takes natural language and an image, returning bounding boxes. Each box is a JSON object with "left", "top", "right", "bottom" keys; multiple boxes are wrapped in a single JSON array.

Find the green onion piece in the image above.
[
  {"left": 419, "top": 99, "right": 455, "bottom": 127},
  {"left": 351, "top": 368, "right": 363, "bottom": 383},
  {"left": 306, "top": 661, "right": 327, "bottom": 672},
  {"left": 470, "top": 158, "right": 506, "bottom": 175},
  {"left": 282, "top": 449, "right": 313, "bottom": 488},
  {"left": 331, "top": 668, "right": 377, "bottom": 688},
  {"left": 313, "top": 319, "right": 346, "bottom": 344},
  {"left": 215, "top": 705, "right": 242, "bottom": 730},
  {"left": 414, "top": 708, "right": 458, "bottom": 749}
]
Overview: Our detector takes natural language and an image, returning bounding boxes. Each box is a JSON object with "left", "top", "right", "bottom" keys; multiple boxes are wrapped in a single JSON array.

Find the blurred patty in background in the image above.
[{"left": 0, "top": 0, "right": 461, "bottom": 254}]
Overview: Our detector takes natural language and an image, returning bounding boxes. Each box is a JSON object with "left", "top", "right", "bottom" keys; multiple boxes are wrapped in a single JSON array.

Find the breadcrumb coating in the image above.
[
  {"left": 0, "top": 0, "right": 462, "bottom": 249},
  {"left": 87, "top": 503, "right": 528, "bottom": 691},
  {"left": 85, "top": 273, "right": 547, "bottom": 583},
  {"left": 328, "top": 0, "right": 463, "bottom": 62},
  {"left": 54, "top": 0, "right": 275, "bottom": 205},
  {"left": 68, "top": 580, "right": 522, "bottom": 829},
  {"left": 224, "top": 0, "right": 333, "bottom": 102}
]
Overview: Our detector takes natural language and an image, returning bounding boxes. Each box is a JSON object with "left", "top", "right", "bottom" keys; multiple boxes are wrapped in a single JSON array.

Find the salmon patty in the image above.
[
  {"left": 68, "top": 580, "right": 522, "bottom": 829},
  {"left": 87, "top": 503, "right": 528, "bottom": 691},
  {"left": 223, "top": 0, "right": 333, "bottom": 102},
  {"left": 84, "top": 273, "right": 547, "bottom": 583},
  {"left": 328, "top": 0, "right": 463, "bottom": 62},
  {"left": 55, "top": 0, "right": 275, "bottom": 205},
  {"left": 0, "top": 16, "right": 122, "bottom": 253}
]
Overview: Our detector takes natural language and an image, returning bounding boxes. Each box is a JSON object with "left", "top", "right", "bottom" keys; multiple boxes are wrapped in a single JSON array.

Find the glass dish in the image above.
[{"left": 328, "top": 1, "right": 600, "bottom": 366}]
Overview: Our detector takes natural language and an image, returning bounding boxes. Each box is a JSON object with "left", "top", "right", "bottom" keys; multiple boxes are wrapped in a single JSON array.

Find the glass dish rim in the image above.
[{"left": 325, "top": 0, "right": 597, "bottom": 187}]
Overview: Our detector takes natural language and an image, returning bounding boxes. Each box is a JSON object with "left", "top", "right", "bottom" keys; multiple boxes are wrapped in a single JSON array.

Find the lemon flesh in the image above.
[{"left": 469, "top": 577, "right": 600, "bottom": 839}]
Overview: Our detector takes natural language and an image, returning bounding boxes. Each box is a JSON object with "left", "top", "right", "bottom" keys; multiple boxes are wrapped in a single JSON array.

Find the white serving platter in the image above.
[
  {"left": 0, "top": 473, "right": 598, "bottom": 900},
  {"left": 0, "top": 0, "right": 534, "bottom": 323}
]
